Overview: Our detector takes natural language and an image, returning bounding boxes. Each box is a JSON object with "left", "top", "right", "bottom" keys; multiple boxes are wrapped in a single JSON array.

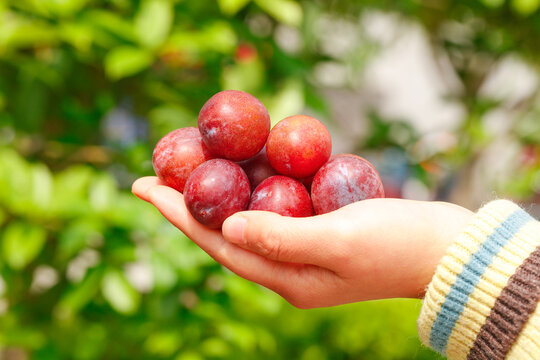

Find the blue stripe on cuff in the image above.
[{"left": 429, "top": 209, "right": 532, "bottom": 354}]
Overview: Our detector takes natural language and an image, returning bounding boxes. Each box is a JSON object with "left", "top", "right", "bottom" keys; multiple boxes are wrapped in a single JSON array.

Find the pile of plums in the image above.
[{"left": 152, "top": 90, "right": 384, "bottom": 229}]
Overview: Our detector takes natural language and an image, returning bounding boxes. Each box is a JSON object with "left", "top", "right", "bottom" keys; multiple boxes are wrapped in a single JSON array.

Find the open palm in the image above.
[{"left": 132, "top": 176, "right": 472, "bottom": 308}]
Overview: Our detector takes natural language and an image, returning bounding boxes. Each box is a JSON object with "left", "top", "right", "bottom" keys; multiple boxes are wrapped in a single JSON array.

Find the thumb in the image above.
[{"left": 222, "top": 211, "right": 346, "bottom": 268}]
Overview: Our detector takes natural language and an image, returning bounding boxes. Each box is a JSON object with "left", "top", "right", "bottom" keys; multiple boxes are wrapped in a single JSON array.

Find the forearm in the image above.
[{"left": 418, "top": 200, "right": 540, "bottom": 359}]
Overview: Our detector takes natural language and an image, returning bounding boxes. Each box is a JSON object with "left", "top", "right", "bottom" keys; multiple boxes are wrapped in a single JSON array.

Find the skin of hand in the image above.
[{"left": 132, "top": 176, "right": 473, "bottom": 309}]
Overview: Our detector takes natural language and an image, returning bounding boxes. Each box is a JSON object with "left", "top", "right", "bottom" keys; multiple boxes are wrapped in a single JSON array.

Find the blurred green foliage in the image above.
[{"left": 1, "top": 0, "right": 539, "bottom": 359}]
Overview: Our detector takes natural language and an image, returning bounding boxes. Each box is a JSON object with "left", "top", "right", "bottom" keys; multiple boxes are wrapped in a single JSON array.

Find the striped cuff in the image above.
[{"left": 418, "top": 200, "right": 540, "bottom": 360}]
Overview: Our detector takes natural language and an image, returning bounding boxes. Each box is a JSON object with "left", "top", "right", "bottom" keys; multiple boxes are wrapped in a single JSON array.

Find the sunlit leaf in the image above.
[
  {"left": 101, "top": 268, "right": 141, "bottom": 314},
  {"left": 0, "top": 328, "right": 46, "bottom": 349},
  {"left": 55, "top": 266, "right": 103, "bottom": 318},
  {"left": 217, "top": 0, "right": 251, "bottom": 15},
  {"left": 82, "top": 9, "right": 136, "bottom": 42},
  {"left": 221, "top": 59, "right": 265, "bottom": 93},
  {"left": 59, "top": 22, "right": 94, "bottom": 52},
  {"left": 39, "top": 0, "right": 90, "bottom": 16},
  {"left": 200, "top": 21, "right": 237, "bottom": 53},
  {"left": 144, "top": 330, "right": 182, "bottom": 357},
  {"left": 200, "top": 338, "right": 231, "bottom": 357},
  {"left": 254, "top": 0, "right": 303, "bottom": 26},
  {"left": 2, "top": 221, "right": 46, "bottom": 270},
  {"left": 105, "top": 46, "right": 154, "bottom": 80},
  {"left": 135, "top": 0, "right": 173, "bottom": 48},
  {"left": 148, "top": 104, "right": 195, "bottom": 137},
  {"left": 265, "top": 78, "right": 305, "bottom": 127},
  {"left": 512, "top": 0, "right": 540, "bottom": 14},
  {"left": 89, "top": 173, "right": 118, "bottom": 212},
  {"left": 175, "top": 351, "right": 204, "bottom": 360},
  {"left": 57, "top": 219, "right": 104, "bottom": 261},
  {"left": 151, "top": 250, "right": 178, "bottom": 292},
  {"left": 31, "top": 163, "right": 53, "bottom": 212},
  {"left": 51, "top": 165, "right": 94, "bottom": 218},
  {"left": 0, "top": 20, "right": 58, "bottom": 49},
  {"left": 0, "top": 148, "right": 31, "bottom": 209},
  {"left": 480, "top": 0, "right": 505, "bottom": 8}
]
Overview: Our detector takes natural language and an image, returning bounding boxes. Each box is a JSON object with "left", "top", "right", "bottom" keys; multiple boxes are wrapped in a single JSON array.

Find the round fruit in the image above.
[
  {"left": 237, "top": 147, "right": 277, "bottom": 192},
  {"left": 311, "top": 154, "right": 385, "bottom": 215},
  {"left": 198, "top": 90, "right": 270, "bottom": 161},
  {"left": 249, "top": 176, "right": 313, "bottom": 217},
  {"left": 266, "top": 115, "right": 332, "bottom": 178},
  {"left": 184, "top": 159, "right": 251, "bottom": 229},
  {"left": 152, "top": 127, "right": 214, "bottom": 193}
]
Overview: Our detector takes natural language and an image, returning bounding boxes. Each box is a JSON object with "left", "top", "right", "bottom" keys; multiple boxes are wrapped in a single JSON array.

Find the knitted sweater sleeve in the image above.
[{"left": 417, "top": 200, "right": 540, "bottom": 360}]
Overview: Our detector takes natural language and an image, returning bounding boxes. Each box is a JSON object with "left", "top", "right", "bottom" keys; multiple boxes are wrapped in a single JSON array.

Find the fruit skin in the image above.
[
  {"left": 152, "top": 127, "right": 214, "bottom": 193},
  {"left": 184, "top": 159, "right": 251, "bottom": 229},
  {"left": 198, "top": 90, "right": 270, "bottom": 161},
  {"left": 237, "top": 148, "right": 277, "bottom": 192},
  {"left": 311, "top": 154, "right": 385, "bottom": 215},
  {"left": 266, "top": 115, "right": 332, "bottom": 179},
  {"left": 248, "top": 176, "right": 314, "bottom": 217},
  {"left": 300, "top": 176, "right": 314, "bottom": 193}
]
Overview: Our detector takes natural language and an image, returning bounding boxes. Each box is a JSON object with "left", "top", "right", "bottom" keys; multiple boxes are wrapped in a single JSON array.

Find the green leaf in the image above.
[
  {"left": 175, "top": 351, "right": 204, "bottom": 360},
  {"left": 135, "top": 0, "right": 173, "bottom": 48},
  {"left": 57, "top": 219, "right": 103, "bottom": 261},
  {"left": 101, "top": 269, "right": 140, "bottom": 314},
  {"left": 55, "top": 267, "right": 103, "bottom": 318},
  {"left": 0, "top": 148, "right": 31, "bottom": 210},
  {"left": 512, "top": 0, "right": 540, "bottom": 14},
  {"left": 2, "top": 221, "right": 47, "bottom": 270},
  {"left": 217, "top": 0, "right": 251, "bottom": 15},
  {"left": 89, "top": 173, "right": 118, "bottom": 212},
  {"left": 39, "top": 0, "right": 90, "bottom": 17},
  {"left": 31, "top": 163, "right": 53, "bottom": 212},
  {"left": 0, "top": 328, "right": 46, "bottom": 349},
  {"left": 105, "top": 46, "right": 154, "bottom": 80},
  {"left": 148, "top": 104, "right": 195, "bottom": 137},
  {"left": 82, "top": 9, "right": 136, "bottom": 42},
  {"left": 144, "top": 330, "right": 182, "bottom": 357},
  {"left": 221, "top": 59, "right": 265, "bottom": 93},
  {"left": 200, "top": 21, "right": 237, "bottom": 53},
  {"left": 151, "top": 251, "right": 178, "bottom": 292},
  {"left": 480, "top": 0, "right": 505, "bottom": 8},
  {"left": 265, "top": 78, "right": 305, "bottom": 127},
  {"left": 52, "top": 165, "right": 94, "bottom": 217},
  {"left": 200, "top": 338, "right": 231, "bottom": 357},
  {"left": 254, "top": 0, "right": 303, "bottom": 26},
  {"left": 0, "top": 20, "right": 58, "bottom": 49}
]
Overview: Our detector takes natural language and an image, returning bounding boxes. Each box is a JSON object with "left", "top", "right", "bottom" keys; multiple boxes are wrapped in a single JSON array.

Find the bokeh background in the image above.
[{"left": 1, "top": 0, "right": 540, "bottom": 359}]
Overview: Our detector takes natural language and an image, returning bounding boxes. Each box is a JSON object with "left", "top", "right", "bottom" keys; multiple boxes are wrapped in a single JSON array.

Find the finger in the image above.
[
  {"left": 132, "top": 177, "right": 166, "bottom": 202},
  {"left": 222, "top": 210, "right": 348, "bottom": 268},
  {"left": 145, "top": 184, "right": 306, "bottom": 293}
]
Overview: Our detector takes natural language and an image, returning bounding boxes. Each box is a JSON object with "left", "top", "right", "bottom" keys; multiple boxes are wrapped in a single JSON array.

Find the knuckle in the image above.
[{"left": 253, "top": 224, "right": 283, "bottom": 259}]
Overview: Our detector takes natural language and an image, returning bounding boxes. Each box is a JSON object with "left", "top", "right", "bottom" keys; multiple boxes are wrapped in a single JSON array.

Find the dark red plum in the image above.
[
  {"left": 184, "top": 159, "right": 251, "bottom": 229},
  {"left": 152, "top": 127, "right": 214, "bottom": 193},
  {"left": 237, "top": 148, "right": 277, "bottom": 191},
  {"left": 311, "top": 154, "right": 384, "bottom": 215},
  {"left": 266, "top": 115, "right": 331, "bottom": 178},
  {"left": 248, "top": 176, "right": 313, "bottom": 217},
  {"left": 198, "top": 90, "right": 270, "bottom": 161}
]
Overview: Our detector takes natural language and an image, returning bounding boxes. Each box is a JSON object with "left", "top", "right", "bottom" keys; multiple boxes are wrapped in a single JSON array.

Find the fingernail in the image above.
[{"left": 224, "top": 216, "right": 247, "bottom": 244}]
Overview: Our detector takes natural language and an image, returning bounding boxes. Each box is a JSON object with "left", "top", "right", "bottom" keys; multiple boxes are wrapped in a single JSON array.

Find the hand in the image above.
[{"left": 132, "top": 176, "right": 473, "bottom": 308}]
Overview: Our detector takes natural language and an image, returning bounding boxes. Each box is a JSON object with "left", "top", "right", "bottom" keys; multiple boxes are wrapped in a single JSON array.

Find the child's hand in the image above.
[{"left": 133, "top": 176, "right": 472, "bottom": 308}]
